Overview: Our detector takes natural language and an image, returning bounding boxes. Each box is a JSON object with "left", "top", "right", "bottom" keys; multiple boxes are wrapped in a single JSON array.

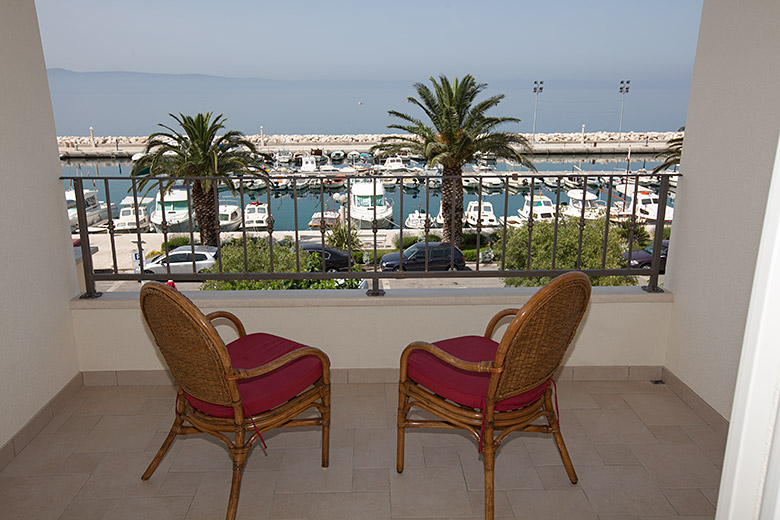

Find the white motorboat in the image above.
[
  {"left": 218, "top": 204, "right": 242, "bottom": 232},
  {"left": 506, "top": 172, "right": 540, "bottom": 190},
  {"left": 269, "top": 174, "right": 290, "bottom": 191},
  {"left": 151, "top": 184, "right": 196, "bottom": 233},
  {"left": 462, "top": 175, "right": 479, "bottom": 189},
  {"left": 382, "top": 156, "right": 406, "bottom": 172},
  {"left": 323, "top": 174, "right": 347, "bottom": 190},
  {"left": 308, "top": 210, "right": 340, "bottom": 229},
  {"left": 275, "top": 151, "right": 292, "bottom": 164},
  {"left": 114, "top": 195, "right": 154, "bottom": 233},
  {"left": 478, "top": 173, "right": 504, "bottom": 190},
  {"left": 348, "top": 179, "right": 394, "bottom": 229},
  {"left": 300, "top": 156, "right": 318, "bottom": 173},
  {"left": 243, "top": 201, "right": 269, "bottom": 231},
  {"left": 517, "top": 193, "right": 557, "bottom": 223},
  {"left": 401, "top": 175, "right": 420, "bottom": 190},
  {"left": 612, "top": 184, "right": 674, "bottom": 224},
  {"left": 562, "top": 189, "right": 608, "bottom": 220},
  {"left": 65, "top": 188, "right": 117, "bottom": 232},
  {"left": 463, "top": 200, "right": 500, "bottom": 228},
  {"left": 405, "top": 208, "right": 432, "bottom": 229}
]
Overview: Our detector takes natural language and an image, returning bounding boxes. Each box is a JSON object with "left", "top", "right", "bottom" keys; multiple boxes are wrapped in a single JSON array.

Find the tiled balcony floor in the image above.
[{"left": 0, "top": 380, "right": 724, "bottom": 519}]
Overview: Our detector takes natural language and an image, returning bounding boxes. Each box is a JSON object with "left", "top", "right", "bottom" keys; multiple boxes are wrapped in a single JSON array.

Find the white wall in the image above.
[
  {"left": 70, "top": 289, "right": 672, "bottom": 372},
  {"left": 0, "top": 0, "right": 80, "bottom": 446},
  {"left": 664, "top": 0, "right": 780, "bottom": 418}
]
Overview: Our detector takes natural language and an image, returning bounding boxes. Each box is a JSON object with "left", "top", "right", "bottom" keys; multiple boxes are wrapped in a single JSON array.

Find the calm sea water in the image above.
[{"left": 61, "top": 155, "right": 667, "bottom": 232}]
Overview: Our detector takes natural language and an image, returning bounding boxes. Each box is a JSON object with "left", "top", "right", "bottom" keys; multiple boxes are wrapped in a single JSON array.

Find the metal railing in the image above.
[{"left": 64, "top": 169, "right": 677, "bottom": 298}]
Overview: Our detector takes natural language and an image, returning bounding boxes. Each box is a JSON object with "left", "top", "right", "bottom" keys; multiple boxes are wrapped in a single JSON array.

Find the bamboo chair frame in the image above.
[
  {"left": 397, "top": 271, "right": 591, "bottom": 520},
  {"left": 139, "top": 282, "right": 330, "bottom": 520}
]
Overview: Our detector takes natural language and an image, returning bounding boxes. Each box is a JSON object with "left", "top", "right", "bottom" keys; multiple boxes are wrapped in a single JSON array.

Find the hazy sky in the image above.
[{"left": 35, "top": 0, "right": 702, "bottom": 84}]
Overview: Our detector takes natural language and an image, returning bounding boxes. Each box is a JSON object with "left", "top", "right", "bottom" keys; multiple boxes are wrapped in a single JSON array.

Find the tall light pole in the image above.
[
  {"left": 618, "top": 79, "right": 630, "bottom": 142},
  {"left": 532, "top": 80, "right": 543, "bottom": 142}
]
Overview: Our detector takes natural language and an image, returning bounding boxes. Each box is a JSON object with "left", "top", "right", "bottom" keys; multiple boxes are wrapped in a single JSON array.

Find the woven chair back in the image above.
[
  {"left": 140, "top": 282, "right": 235, "bottom": 407},
  {"left": 490, "top": 272, "right": 591, "bottom": 402}
]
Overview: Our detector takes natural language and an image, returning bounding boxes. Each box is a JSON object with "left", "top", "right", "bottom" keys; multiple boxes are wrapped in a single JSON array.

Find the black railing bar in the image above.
[
  {"left": 500, "top": 178, "right": 510, "bottom": 272},
  {"left": 526, "top": 186, "right": 535, "bottom": 271},
  {"left": 644, "top": 174, "right": 670, "bottom": 293},
  {"left": 211, "top": 180, "right": 221, "bottom": 275},
  {"left": 130, "top": 178, "right": 145, "bottom": 272},
  {"left": 73, "top": 178, "right": 101, "bottom": 298},
  {"left": 601, "top": 180, "right": 615, "bottom": 270},
  {"left": 239, "top": 181, "right": 248, "bottom": 274},
  {"left": 552, "top": 177, "right": 561, "bottom": 270},
  {"left": 158, "top": 179, "right": 172, "bottom": 277},
  {"left": 266, "top": 180, "right": 274, "bottom": 274},
  {"left": 292, "top": 182, "right": 304, "bottom": 273},
  {"left": 185, "top": 180, "right": 196, "bottom": 273},
  {"left": 575, "top": 176, "right": 587, "bottom": 270},
  {"left": 475, "top": 178, "right": 483, "bottom": 272},
  {"left": 399, "top": 176, "right": 405, "bottom": 273},
  {"left": 626, "top": 176, "right": 640, "bottom": 262},
  {"left": 103, "top": 178, "right": 119, "bottom": 275}
]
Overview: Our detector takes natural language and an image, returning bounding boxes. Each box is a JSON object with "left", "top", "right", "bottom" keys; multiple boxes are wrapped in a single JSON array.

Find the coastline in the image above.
[{"left": 57, "top": 131, "right": 682, "bottom": 159}]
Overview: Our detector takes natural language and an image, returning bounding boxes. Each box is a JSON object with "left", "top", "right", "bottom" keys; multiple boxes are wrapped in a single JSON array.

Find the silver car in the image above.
[{"left": 136, "top": 245, "right": 218, "bottom": 275}]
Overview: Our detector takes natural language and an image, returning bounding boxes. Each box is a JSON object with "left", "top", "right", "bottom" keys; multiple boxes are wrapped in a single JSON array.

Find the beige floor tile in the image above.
[
  {"left": 243, "top": 444, "right": 285, "bottom": 471},
  {"left": 356, "top": 383, "right": 388, "bottom": 396},
  {"left": 75, "top": 414, "right": 161, "bottom": 453},
  {"left": 555, "top": 381, "right": 599, "bottom": 409},
  {"left": 565, "top": 438, "right": 606, "bottom": 467},
  {"left": 353, "top": 467, "right": 390, "bottom": 491},
  {"left": 309, "top": 491, "right": 391, "bottom": 520},
  {"left": 168, "top": 435, "right": 232, "bottom": 472},
  {"left": 156, "top": 470, "right": 204, "bottom": 497},
  {"left": 73, "top": 386, "right": 159, "bottom": 416},
  {"left": 663, "top": 488, "right": 716, "bottom": 515},
  {"left": 330, "top": 383, "right": 357, "bottom": 397},
  {"left": 56, "top": 452, "right": 107, "bottom": 475},
  {"left": 355, "top": 427, "right": 423, "bottom": 469},
  {"left": 700, "top": 487, "right": 719, "bottom": 507},
  {"left": 101, "top": 496, "right": 192, "bottom": 520},
  {"left": 269, "top": 492, "right": 311, "bottom": 519},
  {"left": 576, "top": 465, "right": 675, "bottom": 516},
  {"left": 622, "top": 393, "right": 705, "bottom": 426},
  {"left": 262, "top": 426, "right": 322, "bottom": 449},
  {"left": 648, "top": 425, "right": 693, "bottom": 444},
  {"left": 331, "top": 395, "right": 388, "bottom": 429},
  {"left": 535, "top": 465, "right": 581, "bottom": 489},
  {"left": 581, "top": 381, "right": 669, "bottom": 395},
  {"left": 414, "top": 428, "right": 476, "bottom": 448},
  {"left": 136, "top": 398, "right": 175, "bottom": 416},
  {"left": 424, "top": 445, "right": 463, "bottom": 467},
  {"left": 591, "top": 394, "right": 630, "bottom": 410},
  {"left": 185, "top": 469, "right": 276, "bottom": 520},
  {"left": 637, "top": 516, "right": 714, "bottom": 520},
  {"left": 681, "top": 424, "right": 727, "bottom": 466},
  {"left": 595, "top": 444, "right": 640, "bottom": 466},
  {"left": 459, "top": 445, "right": 543, "bottom": 491},
  {"left": 574, "top": 409, "right": 658, "bottom": 445},
  {"left": 0, "top": 474, "right": 88, "bottom": 520},
  {"left": 331, "top": 427, "right": 355, "bottom": 449},
  {"left": 468, "top": 489, "right": 514, "bottom": 518},
  {"left": 524, "top": 435, "right": 566, "bottom": 466},
  {"left": 57, "top": 498, "right": 113, "bottom": 520},
  {"left": 390, "top": 466, "right": 472, "bottom": 518},
  {"left": 0, "top": 429, "right": 83, "bottom": 476},
  {"left": 506, "top": 488, "right": 598, "bottom": 519},
  {"left": 275, "top": 447, "right": 353, "bottom": 494},
  {"left": 629, "top": 443, "right": 721, "bottom": 489},
  {"left": 77, "top": 452, "right": 171, "bottom": 499}
]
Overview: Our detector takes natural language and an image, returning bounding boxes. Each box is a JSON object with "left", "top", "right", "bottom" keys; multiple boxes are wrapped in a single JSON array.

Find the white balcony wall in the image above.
[
  {"left": 70, "top": 289, "right": 672, "bottom": 373},
  {"left": 0, "top": 0, "right": 80, "bottom": 447},
  {"left": 664, "top": 0, "right": 780, "bottom": 419}
]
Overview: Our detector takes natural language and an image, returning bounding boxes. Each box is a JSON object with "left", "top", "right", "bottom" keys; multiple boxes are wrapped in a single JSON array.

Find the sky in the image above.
[{"left": 34, "top": 0, "right": 704, "bottom": 136}]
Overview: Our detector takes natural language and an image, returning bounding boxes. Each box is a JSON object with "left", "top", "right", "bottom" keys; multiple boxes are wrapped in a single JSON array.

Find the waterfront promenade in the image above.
[{"left": 58, "top": 131, "right": 679, "bottom": 159}]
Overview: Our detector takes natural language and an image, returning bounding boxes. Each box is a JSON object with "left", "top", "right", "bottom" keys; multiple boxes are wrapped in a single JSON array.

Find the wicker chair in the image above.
[
  {"left": 397, "top": 271, "right": 591, "bottom": 520},
  {"left": 139, "top": 282, "right": 330, "bottom": 520}
]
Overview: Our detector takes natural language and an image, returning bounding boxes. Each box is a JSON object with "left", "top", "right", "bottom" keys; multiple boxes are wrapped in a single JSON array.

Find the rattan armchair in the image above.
[
  {"left": 397, "top": 271, "right": 591, "bottom": 520},
  {"left": 139, "top": 282, "right": 330, "bottom": 520}
]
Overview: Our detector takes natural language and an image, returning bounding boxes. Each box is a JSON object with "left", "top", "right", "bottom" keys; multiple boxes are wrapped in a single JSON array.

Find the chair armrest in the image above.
[
  {"left": 226, "top": 347, "right": 331, "bottom": 384},
  {"left": 400, "top": 341, "right": 497, "bottom": 380},
  {"left": 206, "top": 311, "right": 247, "bottom": 338},
  {"left": 484, "top": 308, "right": 520, "bottom": 339}
]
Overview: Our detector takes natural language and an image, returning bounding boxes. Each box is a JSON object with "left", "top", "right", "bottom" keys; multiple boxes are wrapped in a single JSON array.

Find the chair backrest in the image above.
[
  {"left": 140, "top": 282, "right": 236, "bottom": 407},
  {"left": 490, "top": 272, "right": 591, "bottom": 402}
]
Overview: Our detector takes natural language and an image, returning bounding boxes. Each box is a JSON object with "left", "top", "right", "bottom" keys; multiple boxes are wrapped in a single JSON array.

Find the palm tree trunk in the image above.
[
  {"left": 441, "top": 165, "right": 463, "bottom": 248},
  {"left": 192, "top": 181, "right": 220, "bottom": 247}
]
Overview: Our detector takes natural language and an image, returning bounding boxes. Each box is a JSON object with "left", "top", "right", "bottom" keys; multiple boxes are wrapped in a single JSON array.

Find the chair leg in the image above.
[
  {"left": 397, "top": 383, "right": 410, "bottom": 473},
  {"left": 483, "top": 444, "right": 496, "bottom": 520},
  {"left": 545, "top": 387, "right": 578, "bottom": 484},
  {"left": 226, "top": 448, "right": 249, "bottom": 520},
  {"left": 321, "top": 384, "right": 330, "bottom": 468},
  {"left": 142, "top": 415, "right": 183, "bottom": 480}
]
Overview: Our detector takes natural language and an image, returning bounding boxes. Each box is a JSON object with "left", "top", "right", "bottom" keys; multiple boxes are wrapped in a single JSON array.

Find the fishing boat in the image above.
[
  {"left": 65, "top": 188, "right": 117, "bottom": 232},
  {"left": 308, "top": 210, "right": 340, "bottom": 229},
  {"left": 349, "top": 179, "right": 394, "bottom": 229},
  {"left": 612, "top": 184, "right": 674, "bottom": 224},
  {"left": 243, "top": 201, "right": 269, "bottom": 231},
  {"left": 323, "top": 174, "right": 347, "bottom": 190},
  {"left": 562, "top": 189, "right": 608, "bottom": 220},
  {"left": 218, "top": 204, "right": 242, "bottom": 232},
  {"left": 405, "top": 208, "right": 432, "bottom": 229},
  {"left": 517, "top": 193, "right": 557, "bottom": 223},
  {"left": 150, "top": 184, "right": 196, "bottom": 233},
  {"left": 114, "top": 195, "right": 154, "bottom": 232},
  {"left": 463, "top": 201, "right": 500, "bottom": 228}
]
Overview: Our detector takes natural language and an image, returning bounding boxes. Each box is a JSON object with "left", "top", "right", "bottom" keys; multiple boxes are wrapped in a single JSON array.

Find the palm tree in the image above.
[
  {"left": 373, "top": 74, "right": 535, "bottom": 247},
  {"left": 131, "top": 113, "right": 259, "bottom": 246},
  {"left": 652, "top": 129, "right": 684, "bottom": 173}
]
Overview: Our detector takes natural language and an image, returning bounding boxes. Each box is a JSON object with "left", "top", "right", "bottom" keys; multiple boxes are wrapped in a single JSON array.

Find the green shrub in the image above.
[
  {"left": 161, "top": 235, "right": 193, "bottom": 252},
  {"left": 462, "top": 249, "right": 478, "bottom": 262},
  {"left": 662, "top": 226, "right": 672, "bottom": 240},
  {"left": 393, "top": 233, "right": 442, "bottom": 250},
  {"left": 326, "top": 222, "right": 362, "bottom": 252},
  {"left": 496, "top": 217, "right": 636, "bottom": 287},
  {"left": 615, "top": 219, "right": 651, "bottom": 250}
]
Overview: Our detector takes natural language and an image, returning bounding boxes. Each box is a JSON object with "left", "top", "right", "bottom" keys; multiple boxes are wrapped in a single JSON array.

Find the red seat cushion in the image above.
[
  {"left": 407, "top": 335, "right": 548, "bottom": 411},
  {"left": 185, "top": 333, "right": 323, "bottom": 418}
]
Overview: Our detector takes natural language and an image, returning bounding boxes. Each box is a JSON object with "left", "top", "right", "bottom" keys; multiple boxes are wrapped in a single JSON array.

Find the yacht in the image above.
[
  {"left": 65, "top": 188, "right": 117, "bottom": 232},
  {"left": 613, "top": 184, "right": 674, "bottom": 224},
  {"left": 348, "top": 179, "right": 394, "bottom": 229},
  {"left": 463, "top": 200, "right": 500, "bottom": 228},
  {"left": 218, "top": 204, "right": 242, "bottom": 232},
  {"left": 517, "top": 193, "right": 557, "bottom": 223},
  {"left": 405, "top": 208, "right": 432, "bottom": 229},
  {"left": 114, "top": 195, "right": 154, "bottom": 233},
  {"left": 243, "top": 201, "right": 269, "bottom": 231},
  {"left": 150, "top": 185, "right": 196, "bottom": 233},
  {"left": 562, "top": 189, "right": 608, "bottom": 220}
]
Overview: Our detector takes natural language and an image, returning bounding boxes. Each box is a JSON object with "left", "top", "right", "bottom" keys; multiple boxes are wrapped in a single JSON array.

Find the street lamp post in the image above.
[
  {"left": 532, "top": 80, "right": 543, "bottom": 142},
  {"left": 618, "top": 79, "right": 630, "bottom": 142}
]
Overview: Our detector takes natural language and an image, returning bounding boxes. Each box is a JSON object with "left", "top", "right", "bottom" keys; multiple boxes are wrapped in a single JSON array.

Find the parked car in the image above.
[
  {"left": 300, "top": 242, "right": 353, "bottom": 272},
  {"left": 136, "top": 245, "right": 219, "bottom": 275},
  {"left": 381, "top": 242, "right": 466, "bottom": 271},
  {"left": 623, "top": 239, "right": 669, "bottom": 273}
]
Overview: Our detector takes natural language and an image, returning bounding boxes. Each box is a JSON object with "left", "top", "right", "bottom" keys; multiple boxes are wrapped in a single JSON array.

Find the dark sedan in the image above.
[
  {"left": 300, "top": 242, "right": 353, "bottom": 272},
  {"left": 381, "top": 242, "right": 466, "bottom": 271},
  {"left": 623, "top": 239, "right": 669, "bottom": 274}
]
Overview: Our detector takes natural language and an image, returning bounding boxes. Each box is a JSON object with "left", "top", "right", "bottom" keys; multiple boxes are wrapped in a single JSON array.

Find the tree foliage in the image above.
[
  {"left": 652, "top": 133, "right": 684, "bottom": 173},
  {"left": 497, "top": 217, "right": 636, "bottom": 287},
  {"left": 373, "top": 74, "right": 535, "bottom": 247}
]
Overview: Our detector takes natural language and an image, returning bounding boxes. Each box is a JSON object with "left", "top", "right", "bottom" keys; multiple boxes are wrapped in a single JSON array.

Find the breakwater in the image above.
[{"left": 57, "top": 131, "right": 681, "bottom": 159}]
